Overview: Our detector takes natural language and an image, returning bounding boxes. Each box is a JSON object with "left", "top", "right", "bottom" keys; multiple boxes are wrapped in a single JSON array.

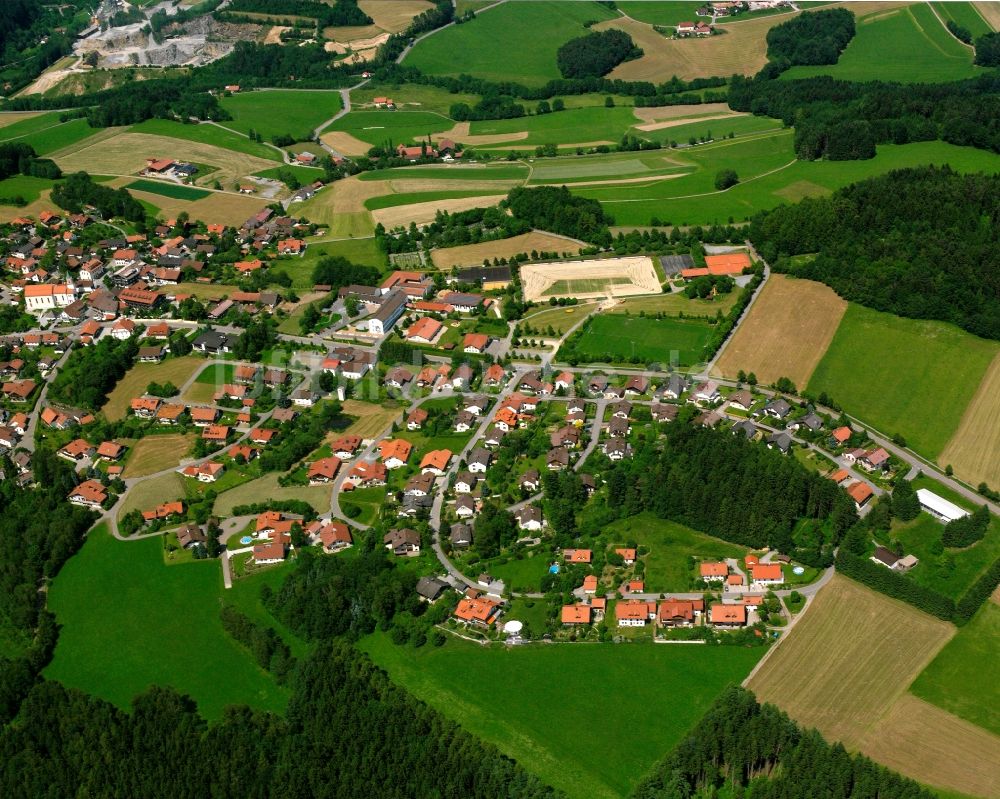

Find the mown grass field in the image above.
[
  {"left": 783, "top": 4, "right": 981, "bottom": 83},
  {"left": 358, "top": 163, "right": 529, "bottom": 182},
  {"left": 122, "top": 433, "right": 196, "bottom": 478},
  {"left": 128, "top": 119, "right": 281, "bottom": 161},
  {"left": 323, "top": 109, "right": 453, "bottom": 148},
  {"left": 574, "top": 313, "right": 713, "bottom": 366},
  {"left": 213, "top": 472, "right": 331, "bottom": 516},
  {"left": 933, "top": 2, "right": 992, "bottom": 38},
  {"left": 430, "top": 230, "right": 583, "bottom": 269},
  {"left": 118, "top": 472, "right": 186, "bottom": 519},
  {"left": 604, "top": 513, "right": 745, "bottom": 592},
  {"left": 103, "top": 355, "right": 202, "bottom": 421},
  {"left": 405, "top": 0, "right": 618, "bottom": 86},
  {"left": 0, "top": 113, "right": 100, "bottom": 155},
  {"left": 807, "top": 304, "right": 998, "bottom": 459},
  {"left": 219, "top": 89, "right": 342, "bottom": 142},
  {"left": 611, "top": 290, "right": 739, "bottom": 316},
  {"left": 360, "top": 632, "right": 763, "bottom": 799},
  {"left": 910, "top": 598, "right": 1000, "bottom": 737},
  {"left": 125, "top": 179, "right": 210, "bottom": 200},
  {"left": 469, "top": 106, "right": 640, "bottom": 147},
  {"left": 714, "top": 275, "right": 847, "bottom": 388},
  {"left": 522, "top": 302, "right": 596, "bottom": 335},
  {"left": 938, "top": 352, "right": 1000, "bottom": 491},
  {"left": 46, "top": 524, "right": 290, "bottom": 720},
  {"left": 0, "top": 174, "right": 54, "bottom": 203},
  {"left": 340, "top": 399, "right": 403, "bottom": 438}
]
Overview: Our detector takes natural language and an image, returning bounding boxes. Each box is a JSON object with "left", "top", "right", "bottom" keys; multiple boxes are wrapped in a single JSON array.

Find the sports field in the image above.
[
  {"left": 938, "top": 352, "right": 1000, "bottom": 490},
  {"left": 746, "top": 574, "right": 1000, "bottom": 798},
  {"left": 405, "top": 0, "right": 618, "bottom": 86},
  {"left": 45, "top": 524, "right": 290, "bottom": 719},
  {"left": 219, "top": 89, "right": 343, "bottom": 141},
  {"left": 521, "top": 256, "right": 660, "bottom": 302},
  {"left": 102, "top": 355, "right": 202, "bottom": 420},
  {"left": 360, "top": 632, "right": 763, "bottom": 799},
  {"left": 430, "top": 231, "right": 584, "bottom": 269},
  {"left": 783, "top": 4, "right": 981, "bottom": 83},
  {"left": 573, "top": 313, "right": 713, "bottom": 366},
  {"left": 125, "top": 179, "right": 211, "bottom": 200},
  {"left": 910, "top": 600, "right": 1000, "bottom": 736},
  {"left": 807, "top": 304, "right": 999, "bottom": 459},
  {"left": 714, "top": 275, "right": 847, "bottom": 388},
  {"left": 122, "top": 434, "right": 196, "bottom": 478}
]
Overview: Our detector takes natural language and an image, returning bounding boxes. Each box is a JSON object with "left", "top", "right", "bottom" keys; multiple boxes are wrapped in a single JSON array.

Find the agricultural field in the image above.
[
  {"left": 807, "top": 304, "right": 999, "bottom": 460},
  {"left": 604, "top": 513, "right": 746, "bottom": 592},
  {"left": 102, "top": 355, "right": 203, "bottom": 421},
  {"left": 0, "top": 111, "right": 47, "bottom": 130},
  {"left": 974, "top": 0, "right": 1000, "bottom": 31},
  {"left": 219, "top": 89, "right": 342, "bottom": 142},
  {"left": 118, "top": 472, "right": 187, "bottom": 519},
  {"left": 783, "top": 4, "right": 981, "bottom": 83},
  {"left": 45, "top": 524, "right": 290, "bottom": 720},
  {"left": 360, "top": 632, "right": 764, "bottom": 799},
  {"left": 714, "top": 275, "right": 847, "bottom": 388},
  {"left": 746, "top": 574, "right": 1000, "bottom": 798},
  {"left": 357, "top": 163, "right": 529, "bottom": 182},
  {"left": 430, "top": 231, "right": 585, "bottom": 269},
  {"left": 932, "top": 2, "right": 992, "bottom": 38},
  {"left": 370, "top": 193, "right": 508, "bottom": 229},
  {"left": 122, "top": 434, "right": 196, "bottom": 479},
  {"left": 213, "top": 472, "right": 332, "bottom": 516},
  {"left": 322, "top": 109, "right": 454, "bottom": 149},
  {"left": 125, "top": 179, "right": 211, "bottom": 200},
  {"left": 128, "top": 119, "right": 281, "bottom": 161},
  {"left": 573, "top": 313, "right": 713, "bottom": 366},
  {"left": 0, "top": 113, "right": 102, "bottom": 156},
  {"left": 0, "top": 175, "right": 54, "bottom": 204},
  {"left": 405, "top": 1, "right": 618, "bottom": 86},
  {"left": 469, "top": 106, "right": 641, "bottom": 148},
  {"left": 910, "top": 601, "right": 1000, "bottom": 736},
  {"left": 938, "top": 352, "right": 1000, "bottom": 491},
  {"left": 339, "top": 399, "right": 403, "bottom": 438},
  {"left": 351, "top": 83, "right": 482, "bottom": 116},
  {"left": 109, "top": 177, "right": 268, "bottom": 227}
]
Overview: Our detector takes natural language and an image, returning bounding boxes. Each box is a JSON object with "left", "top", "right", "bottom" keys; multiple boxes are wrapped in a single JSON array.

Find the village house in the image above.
[
  {"left": 307, "top": 456, "right": 342, "bottom": 485},
  {"left": 379, "top": 439, "right": 412, "bottom": 469},
  {"left": 349, "top": 460, "right": 387, "bottom": 487},
  {"left": 616, "top": 600, "right": 656, "bottom": 627},
  {"left": 419, "top": 449, "right": 452, "bottom": 476},
  {"left": 709, "top": 603, "right": 747, "bottom": 628},
  {"left": 751, "top": 563, "right": 784, "bottom": 588},
  {"left": 515, "top": 505, "right": 544, "bottom": 531},
  {"left": 562, "top": 604, "right": 592, "bottom": 626},
  {"left": 454, "top": 471, "right": 477, "bottom": 494},
  {"left": 453, "top": 595, "right": 502, "bottom": 627},
  {"left": 406, "top": 408, "right": 428, "bottom": 430},
  {"left": 308, "top": 520, "right": 353, "bottom": 553},
  {"left": 181, "top": 462, "right": 225, "bottom": 483},
  {"left": 384, "top": 528, "right": 421, "bottom": 556},
  {"left": 700, "top": 561, "right": 729, "bottom": 582},
  {"left": 69, "top": 479, "right": 107, "bottom": 510},
  {"left": 657, "top": 598, "right": 703, "bottom": 628}
]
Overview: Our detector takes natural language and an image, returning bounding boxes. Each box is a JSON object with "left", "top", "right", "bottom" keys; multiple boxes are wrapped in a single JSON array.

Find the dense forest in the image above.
[
  {"left": 504, "top": 186, "right": 614, "bottom": 247},
  {"left": 750, "top": 166, "right": 1000, "bottom": 340},
  {"left": 222, "top": 0, "right": 372, "bottom": 27},
  {"left": 765, "top": 8, "right": 856, "bottom": 69},
  {"left": 51, "top": 172, "right": 145, "bottom": 223},
  {"left": 0, "top": 0, "right": 89, "bottom": 93},
  {"left": 49, "top": 334, "right": 139, "bottom": 411},
  {"left": 556, "top": 29, "right": 642, "bottom": 79},
  {"left": 0, "top": 143, "right": 60, "bottom": 182},
  {"left": 634, "top": 686, "right": 935, "bottom": 799},
  {"left": 377, "top": 205, "right": 532, "bottom": 254},
  {"left": 310, "top": 255, "right": 381, "bottom": 290},
  {"left": 602, "top": 423, "right": 857, "bottom": 559}
]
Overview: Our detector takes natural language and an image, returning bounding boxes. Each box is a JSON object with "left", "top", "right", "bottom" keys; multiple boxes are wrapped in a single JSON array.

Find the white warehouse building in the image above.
[{"left": 916, "top": 488, "right": 970, "bottom": 523}]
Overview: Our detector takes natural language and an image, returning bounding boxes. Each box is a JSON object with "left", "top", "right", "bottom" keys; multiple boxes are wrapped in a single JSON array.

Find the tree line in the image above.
[
  {"left": 0, "top": 142, "right": 61, "bottom": 182},
  {"left": 750, "top": 166, "right": 1000, "bottom": 340},
  {"left": 504, "top": 185, "right": 614, "bottom": 247},
  {"left": 221, "top": 0, "right": 372, "bottom": 27},
  {"left": 634, "top": 686, "right": 936, "bottom": 799}
]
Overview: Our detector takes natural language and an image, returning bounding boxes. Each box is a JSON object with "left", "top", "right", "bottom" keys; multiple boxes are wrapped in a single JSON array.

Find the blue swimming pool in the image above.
[
  {"left": 549, "top": 563, "right": 560, "bottom": 574},
  {"left": 240, "top": 536, "right": 253, "bottom": 545}
]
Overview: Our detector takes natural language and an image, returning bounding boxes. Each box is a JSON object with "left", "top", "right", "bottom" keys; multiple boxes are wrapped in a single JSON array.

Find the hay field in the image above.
[
  {"left": 213, "top": 472, "right": 331, "bottom": 515},
  {"left": 54, "top": 131, "right": 276, "bottom": 188},
  {"left": 858, "top": 694, "right": 1000, "bottom": 799},
  {"left": 122, "top": 434, "right": 196, "bottom": 479},
  {"left": 714, "top": 275, "right": 847, "bottom": 386},
  {"left": 118, "top": 472, "right": 186, "bottom": 518},
  {"left": 340, "top": 399, "right": 402, "bottom": 439},
  {"left": 371, "top": 194, "right": 507, "bottom": 228},
  {"left": 359, "top": 0, "right": 435, "bottom": 32},
  {"left": 636, "top": 112, "right": 748, "bottom": 133},
  {"left": 0, "top": 112, "right": 46, "bottom": 129},
  {"left": 521, "top": 256, "right": 661, "bottom": 302},
  {"left": 105, "top": 178, "right": 266, "bottom": 227},
  {"left": 430, "top": 231, "right": 586, "bottom": 269},
  {"left": 320, "top": 130, "right": 371, "bottom": 156},
  {"left": 747, "top": 575, "right": 953, "bottom": 745},
  {"left": 103, "top": 355, "right": 202, "bottom": 421},
  {"left": 939, "top": 351, "right": 1000, "bottom": 489},
  {"left": 0, "top": 189, "right": 55, "bottom": 223}
]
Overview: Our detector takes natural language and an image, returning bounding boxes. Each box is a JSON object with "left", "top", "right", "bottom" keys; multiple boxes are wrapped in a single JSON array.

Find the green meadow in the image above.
[
  {"left": 126, "top": 179, "right": 211, "bottom": 200},
  {"left": 0, "top": 174, "right": 54, "bottom": 203},
  {"left": 129, "top": 118, "right": 282, "bottom": 161},
  {"left": 219, "top": 89, "right": 343, "bottom": 141},
  {"left": 359, "top": 632, "right": 763, "bottom": 799},
  {"left": 406, "top": 0, "right": 618, "bottom": 85},
  {"left": 0, "top": 112, "right": 70, "bottom": 142},
  {"left": 932, "top": 2, "right": 993, "bottom": 39},
  {"left": 783, "top": 5, "right": 981, "bottom": 83},
  {"left": 358, "top": 163, "right": 530, "bottom": 181},
  {"left": 7, "top": 117, "right": 101, "bottom": 156},
  {"left": 911, "top": 600, "right": 1000, "bottom": 736},
  {"left": 807, "top": 304, "right": 998, "bottom": 459},
  {"left": 364, "top": 188, "right": 502, "bottom": 211},
  {"left": 616, "top": 1, "right": 708, "bottom": 26},
  {"left": 45, "top": 524, "right": 290, "bottom": 720},
  {"left": 469, "top": 106, "right": 640, "bottom": 147},
  {"left": 323, "top": 109, "right": 453, "bottom": 147},
  {"left": 574, "top": 313, "right": 714, "bottom": 366}
]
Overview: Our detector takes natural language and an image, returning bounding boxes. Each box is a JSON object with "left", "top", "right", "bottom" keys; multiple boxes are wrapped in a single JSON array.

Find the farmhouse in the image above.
[{"left": 915, "top": 489, "right": 970, "bottom": 523}]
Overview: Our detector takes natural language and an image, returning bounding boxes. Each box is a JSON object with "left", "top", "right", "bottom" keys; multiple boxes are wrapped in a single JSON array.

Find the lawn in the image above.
[
  {"left": 910, "top": 600, "right": 1000, "bottom": 737},
  {"left": 118, "top": 472, "right": 187, "bottom": 519},
  {"left": 125, "top": 179, "right": 210, "bottom": 200},
  {"left": 572, "top": 313, "right": 714, "bottom": 366},
  {"left": 603, "top": 513, "right": 746, "bottom": 592},
  {"left": 485, "top": 550, "right": 554, "bottom": 593},
  {"left": 122, "top": 433, "right": 196, "bottom": 478},
  {"left": 45, "top": 523, "right": 290, "bottom": 720},
  {"left": 521, "top": 302, "right": 596, "bottom": 335},
  {"left": 807, "top": 304, "right": 998, "bottom": 459},
  {"left": 103, "top": 355, "right": 203, "bottom": 420},
  {"left": 322, "top": 109, "right": 454, "bottom": 148},
  {"left": 783, "top": 5, "right": 981, "bottom": 84},
  {"left": 359, "top": 632, "right": 764, "bottom": 799},
  {"left": 219, "top": 89, "right": 343, "bottom": 142},
  {"left": 339, "top": 484, "right": 385, "bottom": 526},
  {"left": 405, "top": 0, "right": 618, "bottom": 86},
  {"left": 128, "top": 119, "right": 282, "bottom": 161}
]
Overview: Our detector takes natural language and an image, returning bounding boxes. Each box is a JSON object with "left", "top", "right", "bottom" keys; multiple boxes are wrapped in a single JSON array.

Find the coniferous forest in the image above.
[{"left": 750, "top": 166, "right": 1000, "bottom": 340}]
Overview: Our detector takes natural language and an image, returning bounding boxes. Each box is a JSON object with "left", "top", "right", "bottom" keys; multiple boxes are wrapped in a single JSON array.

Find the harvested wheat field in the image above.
[
  {"left": 116, "top": 183, "right": 269, "bottom": 227},
  {"left": 0, "top": 111, "right": 46, "bottom": 129},
  {"left": 360, "top": 0, "right": 435, "bottom": 32},
  {"left": 859, "top": 694, "right": 1000, "bottom": 799},
  {"left": 714, "top": 275, "right": 847, "bottom": 386},
  {"left": 748, "top": 575, "right": 953, "bottom": 745},
  {"left": 635, "top": 113, "right": 747, "bottom": 133},
  {"left": 123, "top": 434, "right": 196, "bottom": 479},
  {"left": 320, "top": 130, "right": 373, "bottom": 157},
  {"left": 388, "top": 178, "right": 520, "bottom": 195},
  {"left": 438, "top": 121, "right": 530, "bottom": 146},
  {"left": 974, "top": 2, "right": 1000, "bottom": 31},
  {"left": 520, "top": 256, "right": 660, "bottom": 302},
  {"left": 430, "top": 231, "right": 586, "bottom": 269},
  {"left": 55, "top": 132, "right": 276, "bottom": 188},
  {"left": 339, "top": 400, "right": 403, "bottom": 439},
  {"left": 939, "top": 351, "right": 1000, "bottom": 489},
  {"left": 372, "top": 194, "right": 507, "bottom": 228},
  {"left": 632, "top": 103, "right": 734, "bottom": 124}
]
